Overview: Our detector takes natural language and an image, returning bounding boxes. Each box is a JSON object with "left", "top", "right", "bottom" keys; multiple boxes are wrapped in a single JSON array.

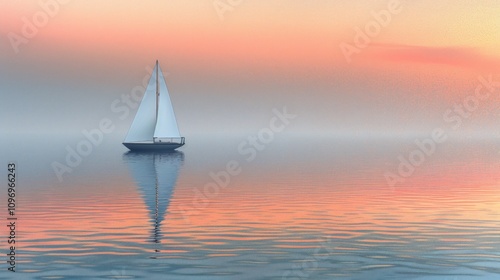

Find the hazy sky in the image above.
[{"left": 1, "top": 0, "right": 500, "bottom": 138}]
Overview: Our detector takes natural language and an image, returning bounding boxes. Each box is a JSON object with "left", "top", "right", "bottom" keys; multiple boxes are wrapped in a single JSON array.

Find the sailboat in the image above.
[{"left": 123, "top": 60, "right": 185, "bottom": 151}]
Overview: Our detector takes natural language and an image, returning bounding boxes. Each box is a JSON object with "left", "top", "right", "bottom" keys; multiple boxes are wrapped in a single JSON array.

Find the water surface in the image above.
[{"left": 1, "top": 135, "right": 500, "bottom": 279}]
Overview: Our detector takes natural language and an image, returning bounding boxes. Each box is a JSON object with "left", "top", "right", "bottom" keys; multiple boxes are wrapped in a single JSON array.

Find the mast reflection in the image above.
[{"left": 123, "top": 151, "right": 184, "bottom": 249}]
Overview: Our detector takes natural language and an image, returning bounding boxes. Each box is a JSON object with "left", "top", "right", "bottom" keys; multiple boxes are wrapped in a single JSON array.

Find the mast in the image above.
[{"left": 155, "top": 60, "right": 159, "bottom": 123}]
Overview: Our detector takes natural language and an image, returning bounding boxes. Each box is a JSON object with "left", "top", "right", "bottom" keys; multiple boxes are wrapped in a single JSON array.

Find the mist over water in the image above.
[
  {"left": 2, "top": 1, "right": 500, "bottom": 278},
  {"left": 1, "top": 134, "right": 500, "bottom": 279}
]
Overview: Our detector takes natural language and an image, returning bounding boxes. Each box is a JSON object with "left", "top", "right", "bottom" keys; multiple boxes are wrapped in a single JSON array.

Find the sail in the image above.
[
  {"left": 153, "top": 64, "right": 181, "bottom": 138},
  {"left": 124, "top": 64, "right": 158, "bottom": 143}
]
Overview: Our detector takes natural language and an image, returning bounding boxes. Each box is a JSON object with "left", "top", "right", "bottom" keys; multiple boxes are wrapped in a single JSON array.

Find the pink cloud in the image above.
[{"left": 368, "top": 44, "right": 500, "bottom": 71}]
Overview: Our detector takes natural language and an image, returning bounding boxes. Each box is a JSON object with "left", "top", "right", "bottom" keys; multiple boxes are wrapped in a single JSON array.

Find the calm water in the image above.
[{"left": 1, "top": 135, "right": 500, "bottom": 279}]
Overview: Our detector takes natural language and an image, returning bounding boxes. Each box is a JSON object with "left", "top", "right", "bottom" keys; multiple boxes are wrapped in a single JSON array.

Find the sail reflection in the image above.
[{"left": 122, "top": 151, "right": 184, "bottom": 247}]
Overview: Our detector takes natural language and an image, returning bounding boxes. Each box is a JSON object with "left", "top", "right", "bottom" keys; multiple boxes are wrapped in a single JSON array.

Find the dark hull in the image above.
[{"left": 123, "top": 142, "right": 184, "bottom": 151}]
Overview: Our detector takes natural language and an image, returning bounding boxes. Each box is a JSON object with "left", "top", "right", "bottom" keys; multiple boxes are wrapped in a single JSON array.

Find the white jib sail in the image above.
[
  {"left": 124, "top": 64, "right": 158, "bottom": 143},
  {"left": 153, "top": 64, "right": 181, "bottom": 138}
]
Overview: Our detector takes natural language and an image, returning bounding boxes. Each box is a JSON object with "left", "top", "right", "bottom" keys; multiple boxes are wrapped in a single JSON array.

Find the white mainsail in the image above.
[
  {"left": 153, "top": 64, "right": 181, "bottom": 138},
  {"left": 124, "top": 61, "right": 181, "bottom": 143}
]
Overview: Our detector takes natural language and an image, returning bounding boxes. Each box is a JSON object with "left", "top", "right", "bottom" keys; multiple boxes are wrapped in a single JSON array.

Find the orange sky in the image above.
[
  {"left": 3, "top": 1, "right": 499, "bottom": 73},
  {"left": 1, "top": 0, "right": 500, "bottom": 136}
]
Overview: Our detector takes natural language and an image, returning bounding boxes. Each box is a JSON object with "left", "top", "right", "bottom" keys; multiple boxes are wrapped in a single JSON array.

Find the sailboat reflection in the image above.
[{"left": 123, "top": 151, "right": 184, "bottom": 248}]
